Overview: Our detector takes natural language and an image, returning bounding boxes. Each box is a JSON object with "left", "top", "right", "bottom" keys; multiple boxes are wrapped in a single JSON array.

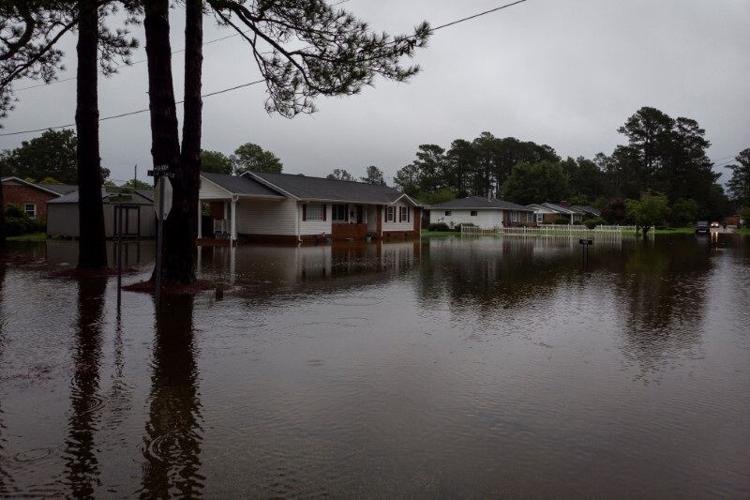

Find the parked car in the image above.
[
  {"left": 710, "top": 221, "right": 720, "bottom": 228},
  {"left": 695, "top": 221, "right": 709, "bottom": 235}
]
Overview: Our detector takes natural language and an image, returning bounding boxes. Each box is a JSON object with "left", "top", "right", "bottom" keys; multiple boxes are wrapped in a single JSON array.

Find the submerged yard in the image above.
[{"left": 0, "top": 234, "right": 749, "bottom": 497}]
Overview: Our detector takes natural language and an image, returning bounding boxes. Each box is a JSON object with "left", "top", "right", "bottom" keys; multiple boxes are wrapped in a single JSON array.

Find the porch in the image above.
[{"left": 199, "top": 198, "right": 238, "bottom": 243}]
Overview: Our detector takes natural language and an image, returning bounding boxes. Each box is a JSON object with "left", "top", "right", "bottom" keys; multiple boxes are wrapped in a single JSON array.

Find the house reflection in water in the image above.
[{"left": 197, "top": 241, "right": 421, "bottom": 288}]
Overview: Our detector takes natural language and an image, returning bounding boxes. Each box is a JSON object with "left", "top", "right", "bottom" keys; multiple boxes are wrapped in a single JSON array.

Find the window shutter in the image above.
[
  {"left": 322, "top": 204, "right": 327, "bottom": 221},
  {"left": 302, "top": 204, "right": 307, "bottom": 221}
]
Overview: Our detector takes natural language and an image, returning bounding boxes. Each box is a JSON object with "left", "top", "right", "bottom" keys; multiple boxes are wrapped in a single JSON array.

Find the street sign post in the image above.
[{"left": 149, "top": 165, "right": 174, "bottom": 300}]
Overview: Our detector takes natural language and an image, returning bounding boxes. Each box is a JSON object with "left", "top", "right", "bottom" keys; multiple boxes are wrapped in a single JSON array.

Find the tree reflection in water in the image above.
[
  {"left": 0, "top": 257, "right": 12, "bottom": 496},
  {"left": 615, "top": 238, "right": 712, "bottom": 379},
  {"left": 139, "top": 294, "right": 203, "bottom": 498},
  {"left": 63, "top": 276, "right": 108, "bottom": 497}
]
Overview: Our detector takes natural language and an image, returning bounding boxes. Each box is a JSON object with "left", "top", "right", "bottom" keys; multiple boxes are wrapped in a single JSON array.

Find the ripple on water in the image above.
[{"left": 13, "top": 447, "right": 52, "bottom": 463}]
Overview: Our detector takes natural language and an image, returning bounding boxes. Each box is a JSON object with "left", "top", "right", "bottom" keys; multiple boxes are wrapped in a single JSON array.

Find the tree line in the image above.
[{"left": 394, "top": 106, "right": 744, "bottom": 224}]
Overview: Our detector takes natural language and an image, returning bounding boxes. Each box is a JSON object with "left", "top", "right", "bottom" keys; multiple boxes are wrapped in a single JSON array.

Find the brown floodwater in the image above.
[{"left": 0, "top": 234, "right": 749, "bottom": 497}]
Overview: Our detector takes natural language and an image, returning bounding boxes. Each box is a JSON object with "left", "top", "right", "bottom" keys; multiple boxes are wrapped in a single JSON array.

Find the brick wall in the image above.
[{"left": 2, "top": 182, "right": 57, "bottom": 220}]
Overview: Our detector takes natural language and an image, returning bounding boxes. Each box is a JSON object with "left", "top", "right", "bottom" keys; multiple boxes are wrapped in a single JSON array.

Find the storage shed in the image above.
[{"left": 47, "top": 189, "right": 155, "bottom": 239}]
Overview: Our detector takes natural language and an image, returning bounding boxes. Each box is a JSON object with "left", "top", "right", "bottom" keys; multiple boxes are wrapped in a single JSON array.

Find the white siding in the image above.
[
  {"left": 199, "top": 177, "right": 231, "bottom": 199},
  {"left": 382, "top": 203, "right": 415, "bottom": 232},
  {"left": 298, "top": 202, "right": 332, "bottom": 236},
  {"left": 235, "top": 198, "right": 298, "bottom": 236},
  {"left": 430, "top": 209, "right": 501, "bottom": 229}
]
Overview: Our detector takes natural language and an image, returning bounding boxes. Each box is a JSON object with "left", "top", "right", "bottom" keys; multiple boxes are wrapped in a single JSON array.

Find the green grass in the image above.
[
  {"left": 737, "top": 228, "right": 750, "bottom": 236},
  {"left": 421, "top": 230, "right": 459, "bottom": 238},
  {"left": 6, "top": 232, "right": 47, "bottom": 242}
]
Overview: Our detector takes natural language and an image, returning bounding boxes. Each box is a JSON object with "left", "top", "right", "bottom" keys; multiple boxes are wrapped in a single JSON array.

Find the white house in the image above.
[
  {"left": 198, "top": 171, "right": 421, "bottom": 243},
  {"left": 428, "top": 196, "right": 535, "bottom": 229}
]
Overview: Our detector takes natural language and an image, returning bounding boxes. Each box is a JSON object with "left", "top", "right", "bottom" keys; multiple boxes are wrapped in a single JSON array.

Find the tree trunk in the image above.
[
  {"left": 76, "top": 0, "right": 107, "bottom": 269},
  {"left": 171, "top": 0, "right": 204, "bottom": 283},
  {"left": 143, "top": 0, "right": 183, "bottom": 284},
  {"left": 0, "top": 162, "right": 5, "bottom": 244}
]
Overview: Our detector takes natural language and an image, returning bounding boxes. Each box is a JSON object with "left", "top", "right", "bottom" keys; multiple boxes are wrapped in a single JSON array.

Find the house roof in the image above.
[
  {"left": 528, "top": 202, "right": 586, "bottom": 215},
  {"left": 430, "top": 196, "right": 533, "bottom": 211},
  {"left": 246, "top": 171, "right": 416, "bottom": 205},
  {"left": 201, "top": 172, "right": 285, "bottom": 198},
  {"left": 1, "top": 176, "right": 77, "bottom": 196},
  {"left": 48, "top": 188, "right": 154, "bottom": 205},
  {"left": 37, "top": 183, "right": 78, "bottom": 195},
  {"left": 571, "top": 205, "right": 601, "bottom": 217}
]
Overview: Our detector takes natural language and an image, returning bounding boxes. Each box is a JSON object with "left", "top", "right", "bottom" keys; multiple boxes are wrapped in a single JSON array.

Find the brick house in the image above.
[{"left": 1, "top": 177, "right": 77, "bottom": 221}]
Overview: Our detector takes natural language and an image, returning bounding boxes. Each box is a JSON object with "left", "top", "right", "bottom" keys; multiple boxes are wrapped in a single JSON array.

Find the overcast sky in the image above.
[{"left": 1, "top": 0, "right": 748, "bottom": 185}]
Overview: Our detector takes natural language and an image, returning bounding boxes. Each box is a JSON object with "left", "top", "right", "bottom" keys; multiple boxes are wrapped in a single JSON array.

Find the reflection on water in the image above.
[
  {"left": 63, "top": 277, "right": 107, "bottom": 497},
  {"left": 140, "top": 295, "right": 203, "bottom": 498},
  {"left": 0, "top": 235, "right": 749, "bottom": 496}
]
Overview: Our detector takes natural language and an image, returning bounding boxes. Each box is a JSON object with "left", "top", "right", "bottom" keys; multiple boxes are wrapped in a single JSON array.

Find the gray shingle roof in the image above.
[
  {"left": 571, "top": 205, "right": 601, "bottom": 217},
  {"left": 202, "top": 172, "right": 285, "bottom": 197},
  {"left": 430, "top": 196, "right": 533, "bottom": 211},
  {"left": 48, "top": 188, "right": 153, "bottom": 205},
  {"left": 36, "top": 183, "right": 78, "bottom": 195},
  {"left": 249, "top": 171, "right": 410, "bottom": 204}
]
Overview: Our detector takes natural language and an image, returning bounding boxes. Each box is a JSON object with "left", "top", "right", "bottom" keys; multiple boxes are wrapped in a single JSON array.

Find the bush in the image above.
[
  {"left": 427, "top": 222, "right": 452, "bottom": 232},
  {"left": 3, "top": 206, "right": 45, "bottom": 237},
  {"left": 583, "top": 216, "right": 605, "bottom": 229}
]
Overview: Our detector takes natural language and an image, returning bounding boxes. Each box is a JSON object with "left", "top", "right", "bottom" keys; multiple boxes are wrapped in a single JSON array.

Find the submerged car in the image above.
[
  {"left": 710, "top": 221, "right": 720, "bottom": 228},
  {"left": 695, "top": 221, "right": 709, "bottom": 234}
]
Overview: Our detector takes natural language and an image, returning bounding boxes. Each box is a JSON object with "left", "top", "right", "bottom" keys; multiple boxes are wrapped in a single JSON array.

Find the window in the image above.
[
  {"left": 302, "top": 203, "right": 326, "bottom": 221},
  {"left": 24, "top": 203, "right": 36, "bottom": 219},
  {"left": 332, "top": 204, "right": 348, "bottom": 222},
  {"left": 536, "top": 213, "right": 543, "bottom": 224},
  {"left": 511, "top": 211, "right": 519, "bottom": 222},
  {"left": 386, "top": 206, "right": 396, "bottom": 222},
  {"left": 399, "top": 206, "right": 410, "bottom": 223},
  {"left": 444, "top": 210, "right": 452, "bottom": 216},
  {"left": 470, "top": 210, "right": 478, "bottom": 217}
]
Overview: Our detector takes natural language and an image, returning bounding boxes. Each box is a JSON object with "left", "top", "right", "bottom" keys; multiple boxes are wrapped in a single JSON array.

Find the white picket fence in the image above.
[{"left": 460, "top": 224, "right": 638, "bottom": 237}]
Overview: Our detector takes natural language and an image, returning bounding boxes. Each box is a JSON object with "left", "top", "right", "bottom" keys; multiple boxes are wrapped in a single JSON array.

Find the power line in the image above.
[
  {"left": 1, "top": 0, "right": 529, "bottom": 137},
  {"left": 431, "top": 0, "right": 528, "bottom": 32},
  {"left": 0, "top": 79, "right": 266, "bottom": 137}
]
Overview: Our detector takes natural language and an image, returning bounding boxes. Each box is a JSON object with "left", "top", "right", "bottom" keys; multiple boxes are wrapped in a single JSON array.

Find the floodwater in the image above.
[{"left": 1, "top": 234, "right": 749, "bottom": 497}]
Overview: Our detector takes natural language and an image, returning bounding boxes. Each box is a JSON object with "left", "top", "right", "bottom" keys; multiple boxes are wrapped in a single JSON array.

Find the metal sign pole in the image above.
[
  {"left": 117, "top": 205, "right": 123, "bottom": 311},
  {"left": 154, "top": 177, "right": 165, "bottom": 301},
  {"left": 148, "top": 164, "right": 173, "bottom": 302}
]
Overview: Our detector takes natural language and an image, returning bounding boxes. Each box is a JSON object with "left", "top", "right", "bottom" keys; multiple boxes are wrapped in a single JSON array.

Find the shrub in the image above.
[
  {"left": 427, "top": 222, "right": 451, "bottom": 232},
  {"left": 583, "top": 216, "right": 605, "bottom": 229},
  {"left": 3, "top": 206, "right": 45, "bottom": 237}
]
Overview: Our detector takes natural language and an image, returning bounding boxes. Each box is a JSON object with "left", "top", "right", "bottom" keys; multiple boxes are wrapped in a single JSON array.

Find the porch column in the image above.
[
  {"left": 230, "top": 196, "right": 238, "bottom": 243},
  {"left": 197, "top": 201, "right": 202, "bottom": 239}
]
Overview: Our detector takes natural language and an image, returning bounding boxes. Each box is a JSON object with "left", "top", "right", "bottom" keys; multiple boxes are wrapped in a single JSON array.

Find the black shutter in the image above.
[{"left": 302, "top": 204, "right": 307, "bottom": 221}]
